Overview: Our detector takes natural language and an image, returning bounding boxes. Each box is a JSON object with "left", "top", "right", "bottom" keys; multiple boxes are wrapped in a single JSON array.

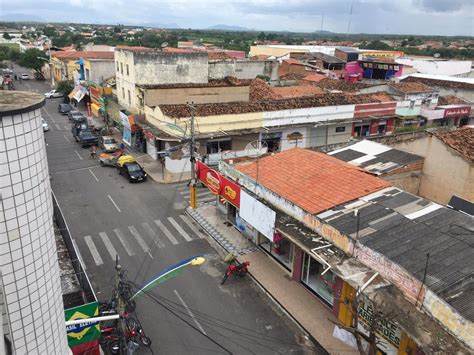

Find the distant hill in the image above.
[
  {"left": 141, "top": 22, "right": 181, "bottom": 29},
  {"left": 206, "top": 24, "right": 253, "bottom": 31},
  {"left": 0, "top": 14, "right": 46, "bottom": 22}
]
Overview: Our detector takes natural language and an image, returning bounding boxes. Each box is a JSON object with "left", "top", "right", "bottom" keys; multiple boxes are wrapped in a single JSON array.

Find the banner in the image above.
[
  {"left": 196, "top": 161, "right": 240, "bottom": 207},
  {"left": 65, "top": 302, "right": 100, "bottom": 347}
]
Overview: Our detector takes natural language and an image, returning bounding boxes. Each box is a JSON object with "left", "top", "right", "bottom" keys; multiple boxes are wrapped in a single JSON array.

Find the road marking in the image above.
[
  {"left": 107, "top": 194, "right": 121, "bottom": 213},
  {"left": 113, "top": 229, "right": 135, "bottom": 256},
  {"left": 198, "top": 195, "right": 217, "bottom": 204},
  {"left": 168, "top": 217, "right": 192, "bottom": 242},
  {"left": 154, "top": 219, "right": 179, "bottom": 245},
  {"left": 63, "top": 135, "right": 70, "bottom": 143},
  {"left": 99, "top": 232, "right": 119, "bottom": 261},
  {"left": 64, "top": 124, "right": 70, "bottom": 130},
  {"left": 179, "top": 215, "right": 205, "bottom": 239},
  {"left": 142, "top": 222, "right": 165, "bottom": 248},
  {"left": 89, "top": 169, "right": 99, "bottom": 182},
  {"left": 83, "top": 235, "right": 103, "bottom": 266},
  {"left": 55, "top": 123, "right": 61, "bottom": 131},
  {"left": 74, "top": 150, "right": 83, "bottom": 161},
  {"left": 72, "top": 238, "right": 86, "bottom": 269},
  {"left": 128, "top": 226, "right": 151, "bottom": 256},
  {"left": 174, "top": 290, "right": 207, "bottom": 335},
  {"left": 41, "top": 108, "right": 56, "bottom": 123}
]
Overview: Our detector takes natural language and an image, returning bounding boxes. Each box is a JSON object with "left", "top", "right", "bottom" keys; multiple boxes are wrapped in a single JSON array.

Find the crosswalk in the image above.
[
  {"left": 176, "top": 183, "right": 217, "bottom": 205},
  {"left": 74, "top": 214, "right": 206, "bottom": 266}
]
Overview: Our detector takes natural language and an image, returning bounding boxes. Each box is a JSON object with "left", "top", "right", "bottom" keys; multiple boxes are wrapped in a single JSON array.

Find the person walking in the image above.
[{"left": 89, "top": 145, "right": 97, "bottom": 159}]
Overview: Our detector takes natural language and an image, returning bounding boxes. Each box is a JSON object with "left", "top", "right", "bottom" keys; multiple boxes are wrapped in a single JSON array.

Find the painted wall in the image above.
[
  {"left": 395, "top": 59, "right": 472, "bottom": 76},
  {"left": 344, "top": 62, "right": 364, "bottom": 78},
  {"left": 395, "top": 100, "right": 422, "bottom": 117},
  {"left": 250, "top": 45, "right": 338, "bottom": 57},
  {"left": 389, "top": 135, "right": 474, "bottom": 204},
  {"left": 209, "top": 60, "right": 279, "bottom": 80},
  {"left": 83, "top": 59, "right": 115, "bottom": 84},
  {"left": 309, "top": 122, "right": 353, "bottom": 148}
]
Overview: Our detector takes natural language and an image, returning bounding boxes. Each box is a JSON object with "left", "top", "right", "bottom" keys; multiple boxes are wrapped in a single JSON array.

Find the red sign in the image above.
[
  {"left": 354, "top": 102, "right": 396, "bottom": 118},
  {"left": 196, "top": 161, "right": 240, "bottom": 207},
  {"left": 444, "top": 106, "right": 471, "bottom": 118}
]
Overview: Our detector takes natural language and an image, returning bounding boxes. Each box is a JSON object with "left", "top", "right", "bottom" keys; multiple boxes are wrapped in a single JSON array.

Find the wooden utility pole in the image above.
[{"left": 188, "top": 102, "right": 197, "bottom": 209}]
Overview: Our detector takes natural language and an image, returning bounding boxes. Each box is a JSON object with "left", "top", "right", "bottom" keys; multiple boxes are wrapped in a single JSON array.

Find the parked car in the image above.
[
  {"left": 44, "top": 90, "right": 63, "bottom": 99},
  {"left": 20, "top": 73, "right": 29, "bottom": 80},
  {"left": 58, "top": 103, "right": 72, "bottom": 114},
  {"left": 77, "top": 130, "right": 98, "bottom": 148},
  {"left": 118, "top": 162, "right": 147, "bottom": 183},
  {"left": 71, "top": 122, "right": 89, "bottom": 141},
  {"left": 99, "top": 136, "right": 118, "bottom": 153},
  {"left": 68, "top": 110, "right": 86, "bottom": 123},
  {"left": 42, "top": 118, "right": 49, "bottom": 132}
]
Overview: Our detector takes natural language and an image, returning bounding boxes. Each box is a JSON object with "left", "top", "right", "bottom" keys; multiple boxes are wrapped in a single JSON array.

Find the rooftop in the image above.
[
  {"left": 0, "top": 91, "right": 45, "bottom": 116},
  {"left": 207, "top": 51, "right": 233, "bottom": 60},
  {"left": 159, "top": 91, "right": 394, "bottom": 118},
  {"left": 271, "top": 85, "right": 323, "bottom": 98},
  {"left": 138, "top": 77, "right": 251, "bottom": 90},
  {"left": 314, "top": 78, "right": 370, "bottom": 92},
  {"left": 400, "top": 74, "right": 474, "bottom": 90},
  {"left": 318, "top": 187, "right": 474, "bottom": 321},
  {"left": 437, "top": 95, "right": 468, "bottom": 105},
  {"left": 235, "top": 148, "right": 391, "bottom": 214},
  {"left": 434, "top": 127, "right": 474, "bottom": 162},
  {"left": 52, "top": 50, "right": 115, "bottom": 60},
  {"left": 389, "top": 82, "right": 435, "bottom": 93},
  {"left": 162, "top": 47, "right": 195, "bottom": 53},
  {"left": 329, "top": 140, "right": 424, "bottom": 175}
]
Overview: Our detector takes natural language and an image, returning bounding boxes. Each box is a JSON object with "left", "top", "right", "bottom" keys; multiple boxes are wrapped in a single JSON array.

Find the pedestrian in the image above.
[
  {"left": 89, "top": 145, "right": 97, "bottom": 159},
  {"left": 19, "top": 77, "right": 22, "bottom": 84},
  {"left": 14, "top": 74, "right": 17, "bottom": 80}
]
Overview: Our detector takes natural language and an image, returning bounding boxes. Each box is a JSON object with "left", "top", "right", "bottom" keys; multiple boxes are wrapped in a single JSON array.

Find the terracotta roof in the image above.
[
  {"left": 271, "top": 86, "right": 323, "bottom": 98},
  {"left": 162, "top": 47, "right": 195, "bottom": 53},
  {"left": 116, "top": 45, "right": 156, "bottom": 52},
  {"left": 250, "top": 54, "right": 271, "bottom": 61},
  {"left": 284, "top": 58, "right": 304, "bottom": 65},
  {"left": 139, "top": 77, "right": 251, "bottom": 90},
  {"left": 52, "top": 51, "right": 115, "bottom": 60},
  {"left": 434, "top": 127, "right": 474, "bottom": 162},
  {"left": 389, "top": 82, "right": 434, "bottom": 93},
  {"left": 207, "top": 51, "right": 232, "bottom": 60},
  {"left": 301, "top": 73, "right": 327, "bottom": 82},
  {"left": 402, "top": 76, "right": 474, "bottom": 90},
  {"left": 437, "top": 95, "right": 468, "bottom": 105},
  {"left": 315, "top": 78, "right": 370, "bottom": 92},
  {"left": 235, "top": 148, "right": 391, "bottom": 214},
  {"left": 160, "top": 91, "right": 394, "bottom": 117}
]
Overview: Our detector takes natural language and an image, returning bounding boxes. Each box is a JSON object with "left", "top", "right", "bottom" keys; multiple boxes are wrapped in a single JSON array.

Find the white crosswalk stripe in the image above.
[
  {"left": 128, "top": 226, "right": 150, "bottom": 253},
  {"left": 168, "top": 217, "right": 192, "bottom": 242},
  {"left": 99, "top": 232, "right": 119, "bottom": 261},
  {"left": 83, "top": 235, "right": 103, "bottom": 266},
  {"left": 72, "top": 238, "right": 86, "bottom": 270},
  {"left": 198, "top": 195, "right": 217, "bottom": 203},
  {"left": 155, "top": 219, "right": 179, "bottom": 245},
  {"left": 114, "top": 229, "right": 135, "bottom": 256},
  {"left": 142, "top": 222, "right": 165, "bottom": 248},
  {"left": 179, "top": 215, "right": 206, "bottom": 239}
]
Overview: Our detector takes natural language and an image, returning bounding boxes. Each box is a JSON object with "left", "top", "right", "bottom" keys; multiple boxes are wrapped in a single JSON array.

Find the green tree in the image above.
[
  {"left": 55, "top": 80, "right": 74, "bottom": 96},
  {"left": 257, "top": 31, "right": 266, "bottom": 41},
  {"left": 42, "top": 26, "right": 58, "bottom": 38},
  {"left": 113, "top": 26, "right": 121, "bottom": 33},
  {"left": 364, "top": 40, "right": 392, "bottom": 50},
  {"left": 3, "top": 32, "right": 11, "bottom": 40},
  {"left": 17, "top": 48, "right": 47, "bottom": 75}
]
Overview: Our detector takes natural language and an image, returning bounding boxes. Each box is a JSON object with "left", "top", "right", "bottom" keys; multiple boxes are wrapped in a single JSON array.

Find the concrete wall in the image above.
[
  {"left": 143, "top": 85, "right": 249, "bottom": 106},
  {"left": 86, "top": 59, "right": 115, "bottom": 84},
  {"left": 395, "top": 59, "right": 472, "bottom": 76},
  {"left": 430, "top": 87, "right": 474, "bottom": 103},
  {"left": 309, "top": 122, "right": 353, "bottom": 148},
  {"left": 209, "top": 60, "right": 280, "bottom": 81},
  {"left": 249, "top": 45, "right": 338, "bottom": 57},
  {"left": 389, "top": 135, "right": 474, "bottom": 204},
  {"left": 382, "top": 160, "right": 424, "bottom": 195}
]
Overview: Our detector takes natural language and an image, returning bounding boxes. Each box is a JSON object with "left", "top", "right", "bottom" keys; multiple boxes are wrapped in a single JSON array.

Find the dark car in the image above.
[
  {"left": 77, "top": 130, "right": 98, "bottom": 148},
  {"left": 68, "top": 110, "right": 86, "bottom": 123},
  {"left": 58, "top": 103, "right": 72, "bottom": 114},
  {"left": 118, "top": 162, "right": 147, "bottom": 183}
]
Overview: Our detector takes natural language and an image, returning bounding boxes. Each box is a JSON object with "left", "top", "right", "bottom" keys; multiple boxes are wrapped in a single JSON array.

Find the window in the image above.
[
  {"left": 354, "top": 124, "right": 370, "bottom": 137},
  {"left": 126, "top": 64, "right": 129, "bottom": 76},
  {"left": 116, "top": 61, "right": 119, "bottom": 72},
  {"left": 335, "top": 126, "right": 345, "bottom": 133},
  {"left": 85, "top": 68, "right": 90, "bottom": 81},
  {"left": 206, "top": 139, "right": 231, "bottom": 154},
  {"left": 409, "top": 100, "right": 415, "bottom": 109},
  {"left": 122, "top": 88, "right": 125, "bottom": 99},
  {"left": 378, "top": 123, "right": 386, "bottom": 134},
  {"left": 260, "top": 232, "right": 293, "bottom": 271},
  {"left": 120, "top": 62, "right": 123, "bottom": 74},
  {"left": 128, "top": 90, "right": 131, "bottom": 105},
  {"left": 301, "top": 253, "right": 335, "bottom": 307}
]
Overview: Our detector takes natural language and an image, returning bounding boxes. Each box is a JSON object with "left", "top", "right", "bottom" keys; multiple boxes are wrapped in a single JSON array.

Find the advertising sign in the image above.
[
  {"left": 123, "top": 127, "right": 132, "bottom": 146},
  {"left": 240, "top": 190, "right": 276, "bottom": 242},
  {"left": 65, "top": 302, "right": 100, "bottom": 347},
  {"left": 196, "top": 161, "right": 240, "bottom": 207},
  {"left": 444, "top": 106, "right": 471, "bottom": 118}
]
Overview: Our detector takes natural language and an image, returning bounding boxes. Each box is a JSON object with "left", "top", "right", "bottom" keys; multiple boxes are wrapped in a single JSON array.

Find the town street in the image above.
[{"left": 13, "top": 69, "right": 321, "bottom": 354}]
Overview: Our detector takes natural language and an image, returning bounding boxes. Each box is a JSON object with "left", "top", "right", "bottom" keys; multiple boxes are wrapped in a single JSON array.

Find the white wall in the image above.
[
  {"left": 396, "top": 58, "right": 472, "bottom": 76},
  {"left": 263, "top": 105, "right": 356, "bottom": 127}
]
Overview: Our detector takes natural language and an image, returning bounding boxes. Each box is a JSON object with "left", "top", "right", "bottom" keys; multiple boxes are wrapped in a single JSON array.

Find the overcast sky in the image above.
[{"left": 2, "top": 0, "right": 473, "bottom": 36}]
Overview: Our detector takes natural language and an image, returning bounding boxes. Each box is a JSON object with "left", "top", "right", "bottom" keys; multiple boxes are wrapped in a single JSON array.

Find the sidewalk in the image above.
[{"left": 187, "top": 204, "right": 358, "bottom": 355}]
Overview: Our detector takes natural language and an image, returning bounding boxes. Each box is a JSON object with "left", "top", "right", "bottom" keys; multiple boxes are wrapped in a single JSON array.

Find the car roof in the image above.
[{"left": 60, "top": 103, "right": 70, "bottom": 107}]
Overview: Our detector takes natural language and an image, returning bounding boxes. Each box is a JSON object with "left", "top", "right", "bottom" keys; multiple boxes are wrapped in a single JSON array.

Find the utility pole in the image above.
[
  {"left": 114, "top": 256, "right": 126, "bottom": 354},
  {"left": 49, "top": 47, "right": 55, "bottom": 88},
  {"left": 187, "top": 102, "right": 197, "bottom": 209}
]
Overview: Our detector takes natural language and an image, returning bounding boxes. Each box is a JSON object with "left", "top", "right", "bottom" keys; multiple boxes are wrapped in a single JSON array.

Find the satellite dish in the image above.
[
  {"left": 433, "top": 53, "right": 441, "bottom": 58},
  {"left": 245, "top": 140, "right": 267, "bottom": 158},
  {"left": 160, "top": 42, "right": 169, "bottom": 48}
]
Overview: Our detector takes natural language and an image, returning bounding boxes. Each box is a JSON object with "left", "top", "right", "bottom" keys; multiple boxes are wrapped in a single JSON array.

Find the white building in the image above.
[{"left": 0, "top": 91, "right": 69, "bottom": 354}]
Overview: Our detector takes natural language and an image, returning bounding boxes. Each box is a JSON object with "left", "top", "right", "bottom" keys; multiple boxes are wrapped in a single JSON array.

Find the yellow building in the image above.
[{"left": 51, "top": 51, "right": 115, "bottom": 82}]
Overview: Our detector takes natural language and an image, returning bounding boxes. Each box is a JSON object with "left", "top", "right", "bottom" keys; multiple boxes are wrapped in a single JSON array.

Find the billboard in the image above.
[
  {"left": 196, "top": 161, "right": 240, "bottom": 207},
  {"left": 240, "top": 190, "right": 276, "bottom": 241}
]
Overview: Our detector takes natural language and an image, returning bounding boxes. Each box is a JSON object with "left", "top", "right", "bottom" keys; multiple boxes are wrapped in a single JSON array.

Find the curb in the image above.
[{"left": 185, "top": 208, "right": 325, "bottom": 353}]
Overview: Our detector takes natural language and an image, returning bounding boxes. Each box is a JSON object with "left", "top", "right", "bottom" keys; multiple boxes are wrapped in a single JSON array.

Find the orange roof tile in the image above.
[
  {"left": 271, "top": 86, "right": 323, "bottom": 98},
  {"left": 434, "top": 127, "right": 474, "bottom": 162},
  {"left": 208, "top": 51, "right": 232, "bottom": 60},
  {"left": 235, "top": 148, "right": 391, "bottom": 214},
  {"left": 301, "top": 73, "right": 327, "bottom": 82},
  {"left": 163, "top": 47, "right": 195, "bottom": 53},
  {"left": 52, "top": 51, "right": 114, "bottom": 60}
]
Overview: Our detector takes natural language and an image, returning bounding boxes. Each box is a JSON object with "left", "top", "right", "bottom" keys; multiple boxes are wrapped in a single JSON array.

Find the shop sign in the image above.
[
  {"left": 65, "top": 302, "right": 100, "bottom": 347},
  {"left": 358, "top": 297, "right": 401, "bottom": 348},
  {"left": 444, "top": 106, "right": 471, "bottom": 118},
  {"left": 123, "top": 127, "right": 132, "bottom": 146},
  {"left": 143, "top": 130, "right": 155, "bottom": 143},
  {"left": 120, "top": 111, "right": 130, "bottom": 128},
  {"left": 196, "top": 161, "right": 240, "bottom": 207},
  {"left": 287, "top": 131, "right": 303, "bottom": 144}
]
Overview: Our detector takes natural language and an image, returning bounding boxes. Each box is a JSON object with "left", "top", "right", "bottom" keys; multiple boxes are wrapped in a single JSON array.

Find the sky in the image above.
[{"left": 1, "top": 0, "right": 473, "bottom": 36}]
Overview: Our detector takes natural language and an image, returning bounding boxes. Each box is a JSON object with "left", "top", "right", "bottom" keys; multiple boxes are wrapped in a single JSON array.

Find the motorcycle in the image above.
[{"left": 221, "top": 254, "right": 250, "bottom": 285}]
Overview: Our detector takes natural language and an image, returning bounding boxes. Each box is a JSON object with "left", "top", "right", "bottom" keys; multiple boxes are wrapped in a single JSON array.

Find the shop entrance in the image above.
[
  {"left": 261, "top": 132, "right": 282, "bottom": 153},
  {"left": 259, "top": 231, "right": 293, "bottom": 271},
  {"left": 354, "top": 124, "right": 371, "bottom": 137},
  {"left": 301, "top": 253, "right": 335, "bottom": 307}
]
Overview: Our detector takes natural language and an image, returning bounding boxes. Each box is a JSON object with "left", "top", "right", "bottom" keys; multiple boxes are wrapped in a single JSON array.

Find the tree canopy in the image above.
[
  {"left": 17, "top": 48, "right": 47, "bottom": 73},
  {"left": 55, "top": 80, "right": 74, "bottom": 96}
]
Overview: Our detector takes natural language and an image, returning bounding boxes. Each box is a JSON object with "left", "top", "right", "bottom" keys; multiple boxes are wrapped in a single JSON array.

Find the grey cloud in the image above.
[{"left": 416, "top": 0, "right": 470, "bottom": 12}]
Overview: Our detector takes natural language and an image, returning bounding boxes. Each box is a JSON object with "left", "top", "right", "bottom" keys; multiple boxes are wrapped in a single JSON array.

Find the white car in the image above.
[
  {"left": 20, "top": 73, "right": 29, "bottom": 80},
  {"left": 44, "top": 89, "right": 63, "bottom": 99},
  {"left": 42, "top": 118, "right": 49, "bottom": 132}
]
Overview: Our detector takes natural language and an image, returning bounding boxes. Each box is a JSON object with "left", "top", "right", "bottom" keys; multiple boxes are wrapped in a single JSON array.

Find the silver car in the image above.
[
  {"left": 42, "top": 118, "right": 49, "bottom": 132},
  {"left": 99, "top": 136, "right": 118, "bottom": 152}
]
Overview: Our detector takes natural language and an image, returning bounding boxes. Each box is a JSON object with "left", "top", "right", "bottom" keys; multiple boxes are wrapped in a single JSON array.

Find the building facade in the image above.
[{"left": 0, "top": 91, "right": 69, "bottom": 354}]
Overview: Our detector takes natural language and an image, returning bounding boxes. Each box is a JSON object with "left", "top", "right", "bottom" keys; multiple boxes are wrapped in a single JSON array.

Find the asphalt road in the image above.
[{"left": 11, "top": 66, "right": 322, "bottom": 355}]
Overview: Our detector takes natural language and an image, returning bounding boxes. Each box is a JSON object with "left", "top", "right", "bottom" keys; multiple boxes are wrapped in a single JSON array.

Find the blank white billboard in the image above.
[{"left": 240, "top": 190, "right": 276, "bottom": 241}]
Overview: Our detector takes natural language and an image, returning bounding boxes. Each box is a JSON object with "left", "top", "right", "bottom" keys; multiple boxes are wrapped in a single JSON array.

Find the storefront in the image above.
[
  {"left": 443, "top": 105, "right": 471, "bottom": 127},
  {"left": 260, "top": 231, "right": 294, "bottom": 271},
  {"left": 143, "top": 130, "right": 158, "bottom": 160},
  {"left": 300, "top": 252, "right": 336, "bottom": 307},
  {"left": 261, "top": 132, "right": 282, "bottom": 152}
]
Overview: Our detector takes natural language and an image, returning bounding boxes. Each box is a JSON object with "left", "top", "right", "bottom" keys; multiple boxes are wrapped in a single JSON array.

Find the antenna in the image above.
[
  {"left": 319, "top": 12, "right": 324, "bottom": 42},
  {"left": 347, "top": 0, "right": 354, "bottom": 35},
  {"left": 245, "top": 140, "right": 267, "bottom": 158},
  {"left": 160, "top": 42, "right": 169, "bottom": 48}
]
